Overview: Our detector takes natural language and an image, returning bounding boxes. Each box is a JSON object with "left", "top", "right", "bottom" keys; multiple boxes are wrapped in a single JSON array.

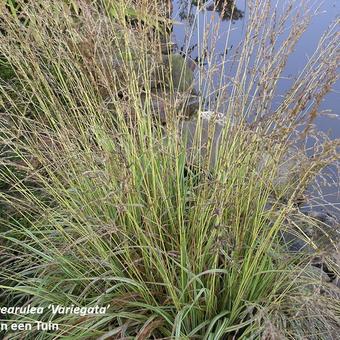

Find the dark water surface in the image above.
[{"left": 171, "top": 0, "right": 339, "bottom": 213}]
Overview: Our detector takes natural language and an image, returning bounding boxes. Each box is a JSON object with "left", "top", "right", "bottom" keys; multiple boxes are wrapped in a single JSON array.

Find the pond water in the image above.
[{"left": 171, "top": 0, "right": 339, "bottom": 214}]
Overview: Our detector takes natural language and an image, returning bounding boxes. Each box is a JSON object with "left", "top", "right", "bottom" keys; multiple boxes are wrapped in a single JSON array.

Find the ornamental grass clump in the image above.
[{"left": 0, "top": 0, "right": 339, "bottom": 339}]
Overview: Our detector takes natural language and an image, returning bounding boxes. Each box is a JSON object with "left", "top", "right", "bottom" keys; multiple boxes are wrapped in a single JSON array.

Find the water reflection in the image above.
[
  {"left": 177, "top": 0, "right": 243, "bottom": 23},
  {"left": 205, "top": 0, "right": 243, "bottom": 21}
]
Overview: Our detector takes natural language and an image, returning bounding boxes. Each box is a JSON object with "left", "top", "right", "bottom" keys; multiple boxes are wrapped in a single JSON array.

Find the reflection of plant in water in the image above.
[
  {"left": 207, "top": 0, "right": 243, "bottom": 21},
  {"left": 177, "top": 0, "right": 196, "bottom": 24},
  {"left": 178, "top": 0, "right": 243, "bottom": 22}
]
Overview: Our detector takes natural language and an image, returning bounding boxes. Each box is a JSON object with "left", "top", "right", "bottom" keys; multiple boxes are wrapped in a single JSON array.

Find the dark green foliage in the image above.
[{"left": 0, "top": 57, "right": 15, "bottom": 80}]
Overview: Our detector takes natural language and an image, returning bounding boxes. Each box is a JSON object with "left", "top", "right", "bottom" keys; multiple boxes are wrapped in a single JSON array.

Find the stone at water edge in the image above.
[
  {"left": 305, "top": 211, "right": 340, "bottom": 246},
  {"left": 163, "top": 53, "right": 196, "bottom": 93},
  {"left": 330, "top": 248, "right": 340, "bottom": 288},
  {"left": 283, "top": 210, "right": 340, "bottom": 254},
  {"left": 304, "top": 211, "right": 340, "bottom": 286},
  {"left": 140, "top": 53, "right": 199, "bottom": 123},
  {"left": 178, "top": 117, "right": 225, "bottom": 169},
  {"left": 280, "top": 209, "right": 340, "bottom": 287}
]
